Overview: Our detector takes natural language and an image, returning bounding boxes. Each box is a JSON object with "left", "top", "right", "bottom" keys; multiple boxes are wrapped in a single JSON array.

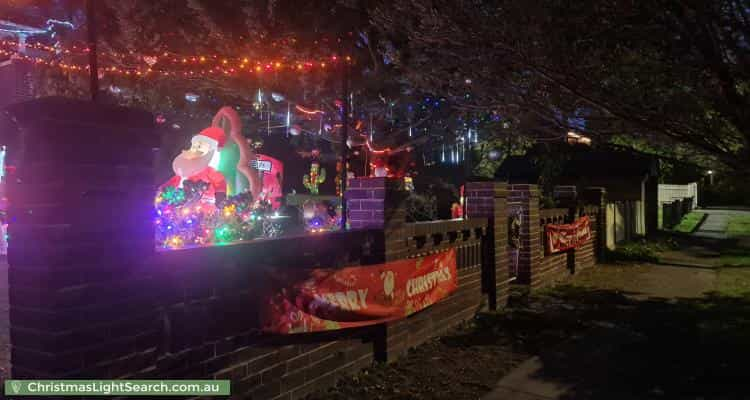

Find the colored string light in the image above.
[
  {"left": 295, "top": 105, "right": 325, "bottom": 115},
  {"left": 0, "top": 39, "right": 351, "bottom": 79}
]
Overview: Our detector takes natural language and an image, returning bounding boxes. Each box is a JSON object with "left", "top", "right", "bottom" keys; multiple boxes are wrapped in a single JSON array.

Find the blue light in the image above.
[{"left": 185, "top": 93, "right": 200, "bottom": 103}]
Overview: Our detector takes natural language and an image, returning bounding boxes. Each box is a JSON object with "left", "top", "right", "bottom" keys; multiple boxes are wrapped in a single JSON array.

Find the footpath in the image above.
[{"left": 483, "top": 209, "right": 750, "bottom": 400}]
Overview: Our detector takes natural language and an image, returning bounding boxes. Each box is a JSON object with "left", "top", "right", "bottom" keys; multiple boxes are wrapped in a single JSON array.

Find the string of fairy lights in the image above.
[
  {"left": 0, "top": 39, "right": 351, "bottom": 78},
  {"left": 1, "top": 35, "right": 488, "bottom": 167}
]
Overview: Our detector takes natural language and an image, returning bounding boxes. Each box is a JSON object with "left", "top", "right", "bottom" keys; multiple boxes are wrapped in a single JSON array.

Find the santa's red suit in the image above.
[{"left": 161, "top": 168, "right": 227, "bottom": 200}]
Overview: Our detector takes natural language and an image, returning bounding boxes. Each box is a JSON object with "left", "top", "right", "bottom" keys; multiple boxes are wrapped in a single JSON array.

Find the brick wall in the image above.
[
  {"left": 505, "top": 185, "right": 605, "bottom": 290},
  {"left": 538, "top": 208, "right": 572, "bottom": 286},
  {"left": 7, "top": 132, "right": 495, "bottom": 400},
  {"left": 6, "top": 99, "right": 158, "bottom": 381},
  {"left": 6, "top": 100, "right": 609, "bottom": 399},
  {"left": 573, "top": 206, "right": 600, "bottom": 271},
  {"left": 535, "top": 205, "right": 602, "bottom": 288}
]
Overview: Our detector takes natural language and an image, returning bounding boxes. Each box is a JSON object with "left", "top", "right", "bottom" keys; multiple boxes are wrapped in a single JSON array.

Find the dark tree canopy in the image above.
[{"left": 371, "top": 0, "right": 750, "bottom": 172}]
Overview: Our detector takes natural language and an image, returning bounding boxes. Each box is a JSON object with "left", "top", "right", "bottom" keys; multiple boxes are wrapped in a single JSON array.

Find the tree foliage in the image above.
[{"left": 370, "top": 0, "right": 750, "bottom": 172}]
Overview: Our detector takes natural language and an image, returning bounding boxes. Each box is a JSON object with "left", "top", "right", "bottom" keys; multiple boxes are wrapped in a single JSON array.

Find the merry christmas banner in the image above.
[
  {"left": 261, "top": 250, "right": 457, "bottom": 334},
  {"left": 545, "top": 216, "right": 592, "bottom": 254}
]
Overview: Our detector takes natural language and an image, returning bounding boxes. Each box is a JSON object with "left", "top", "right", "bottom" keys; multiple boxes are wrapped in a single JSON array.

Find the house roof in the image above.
[
  {"left": 495, "top": 145, "right": 658, "bottom": 184},
  {"left": 561, "top": 149, "right": 657, "bottom": 178}
]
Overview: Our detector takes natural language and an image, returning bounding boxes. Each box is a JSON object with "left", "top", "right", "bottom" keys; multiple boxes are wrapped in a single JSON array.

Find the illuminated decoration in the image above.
[
  {"left": 566, "top": 131, "right": 592, "bottom": 145},
  {"left": 404, "top": 176, "right": 415, "bottom": 192},
  {"left": 154, "top": 182, "right": 278, "bottom": 249},
  {"left": 271, "top": 92, "right": 285, "bottom": 102},
  {"left": 303, "top": 162, "right": 326, "bottom": 195},
  {"left": 0, "top": 18, "right": 75, "bottom": 37},
  {"left": 334, "top": 161, "right": 345, "bottom": 197},
  {"left": 143, "top": 55, "right": 158, "bottom": 67},
  {"left": 161, "top": 125, "right": 228, "bottom": 201},
  {"left": 488, "top": 149, "right": 502, "bottom": 160},
  {"left": 289, "top": 124, "right": 302, "bottom": 136},
  {"left": 161, "top": 107, "right": 261, "bottom": 201},
  {"left": 185, "top": 92, "right": 200, "bottom": 103},
  {"left": 284, "top": 103, "right": 293, "bottom": 136},
  {"left": 213, "top": 107, "right": 262, "bottom": 199},
  {"left": 302, "top": 199, "right": 341, "bottom": 233},
  {"left": 155, "top": 114, "right": 166, "bottom": 124},
  {"left": 0, "top": 146, "right": 5, "bottom": 181},
  {"left": 295, "top": 105, "right": 324, "bottom": 115},
  {"left": 373, "top": 165, "right": 388, "bottom": 177},
  {"left": 252, "top": 154, "right": 285, "bottom": 210},
  {"left": 451, "top": 202, "right": 463, "bottom": 219},
  {"left": 0, "top": 39, "right": 352, "bottom": 78}
]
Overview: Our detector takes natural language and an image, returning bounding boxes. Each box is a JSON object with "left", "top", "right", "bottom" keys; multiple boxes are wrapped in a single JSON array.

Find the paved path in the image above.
[
  {"left": 484, "top": 260, "right": 722, "bottom": 400},
  {"left": 693, "top": 208, "right": 750, "bottom": 239}
]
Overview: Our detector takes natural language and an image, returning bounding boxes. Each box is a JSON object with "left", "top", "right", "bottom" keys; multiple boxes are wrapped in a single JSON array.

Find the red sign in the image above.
[
  {"left": 545, "top": 216, "right": 592, "bottom": 254},
  {"left": 261, "top": 250, "right": 457, "bottom": 334},
  {"left": 256, "top": 154, "right": 284, "bottom": 210}
]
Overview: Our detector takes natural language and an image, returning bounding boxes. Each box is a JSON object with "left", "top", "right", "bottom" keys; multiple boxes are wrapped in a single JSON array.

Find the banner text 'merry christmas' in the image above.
[
  {"left": 313, "top": 289, "right": 369, "bottom": 311},
  {"left": 406, "top": 267, "right": 452, "bottom": 298}
]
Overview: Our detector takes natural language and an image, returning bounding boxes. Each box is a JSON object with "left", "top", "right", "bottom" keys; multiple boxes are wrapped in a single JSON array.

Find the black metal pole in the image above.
[
  {"left": 86, "top": 0, "right": 99, "bottom": 101},
  {"left": 340, "top": 59, "right": 349, "bottom": 229}
]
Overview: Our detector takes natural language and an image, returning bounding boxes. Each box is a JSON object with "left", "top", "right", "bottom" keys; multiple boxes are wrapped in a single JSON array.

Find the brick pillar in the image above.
[
  {"left": 345, "top": 177, "right": 408, "bottom": 261},
  {"left": 508, "top": 185, "right": 542, "bottom": 287},
  {"left": 583, "top": 187, "right": 607, "bottom": 262},
  {"left": 465, "top": 181, "right": 508, "bottom": 309},
  {"left": 6, "top": 98, "right": 158, "bottom": 378},
  {"left": 0, "top": 59, "right": 33, "bottom": 110}
]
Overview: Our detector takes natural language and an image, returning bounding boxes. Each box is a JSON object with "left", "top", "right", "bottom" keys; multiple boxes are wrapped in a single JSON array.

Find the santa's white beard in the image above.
[{"left": 172, "top": 150, "right": 214, "bottom": 181}]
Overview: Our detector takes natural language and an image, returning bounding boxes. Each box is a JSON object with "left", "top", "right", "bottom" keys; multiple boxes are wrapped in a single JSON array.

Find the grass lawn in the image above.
[
  {"left": 721, "top": 248, "right": 750, "bottom": 267},
  {"left": 715, "top": 267, "right": 750, "bottom": 296},
  {"left": 727, "top": 215, "right": 750, "bottom": 237},
  {"left": 672, "top": 212, "right": 706, "bottom": 233}
]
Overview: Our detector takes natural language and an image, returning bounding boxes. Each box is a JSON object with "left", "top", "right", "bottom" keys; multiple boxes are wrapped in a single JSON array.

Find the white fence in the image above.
[{"left": 658, "top": 183, "right": 698, "bottom": 209}]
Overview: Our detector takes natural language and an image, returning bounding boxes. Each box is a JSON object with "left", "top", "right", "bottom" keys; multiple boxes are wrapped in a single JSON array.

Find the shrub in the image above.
[
  {"left": 606, "top": 239, "right": 670, "bottom": 263},
  {"left": 405, "top": 193, "right": 437, "bottom": 222}
]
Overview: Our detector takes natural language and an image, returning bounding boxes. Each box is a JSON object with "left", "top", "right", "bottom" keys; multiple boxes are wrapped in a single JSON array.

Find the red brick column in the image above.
[
  {"left": 6, "top": 98, "right": 158, "bottom": 378},
  {"left": 465, "top": 181, "right": 509, "bottom": 309},
  {"left": 345, "top": 177, "right": 408, "bottom": 261},
  {"left": 509, "top": 184, "right": 543, "bottom": 287}
]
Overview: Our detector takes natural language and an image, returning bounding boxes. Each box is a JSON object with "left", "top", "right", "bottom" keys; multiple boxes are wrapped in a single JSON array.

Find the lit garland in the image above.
[{"left": 154, "top": 180, "right": 279, "bottom": 249}]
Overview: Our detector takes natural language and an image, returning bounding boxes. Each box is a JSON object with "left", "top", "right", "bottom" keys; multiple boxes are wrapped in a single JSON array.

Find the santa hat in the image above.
[{"left": 192, "top": 127, "right": 226, "bottom": 150}]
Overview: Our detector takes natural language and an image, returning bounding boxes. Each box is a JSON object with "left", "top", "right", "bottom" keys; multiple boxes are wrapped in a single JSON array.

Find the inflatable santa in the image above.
[{"left": 162, "top": 126, "right": 228, "bottom": 202}]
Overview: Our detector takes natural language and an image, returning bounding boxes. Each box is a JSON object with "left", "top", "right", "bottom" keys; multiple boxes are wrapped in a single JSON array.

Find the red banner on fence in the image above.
[
  {"left": 261, "top": 250, "right": 457, "bottom": 334},
  {"left": 545, "top": 216, "right": 592, "bottom": 254}
]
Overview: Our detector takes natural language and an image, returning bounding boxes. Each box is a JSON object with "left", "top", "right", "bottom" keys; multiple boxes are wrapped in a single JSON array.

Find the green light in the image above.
[{"left": 214, "top": 225, "right": 234, "bottom": 243}]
